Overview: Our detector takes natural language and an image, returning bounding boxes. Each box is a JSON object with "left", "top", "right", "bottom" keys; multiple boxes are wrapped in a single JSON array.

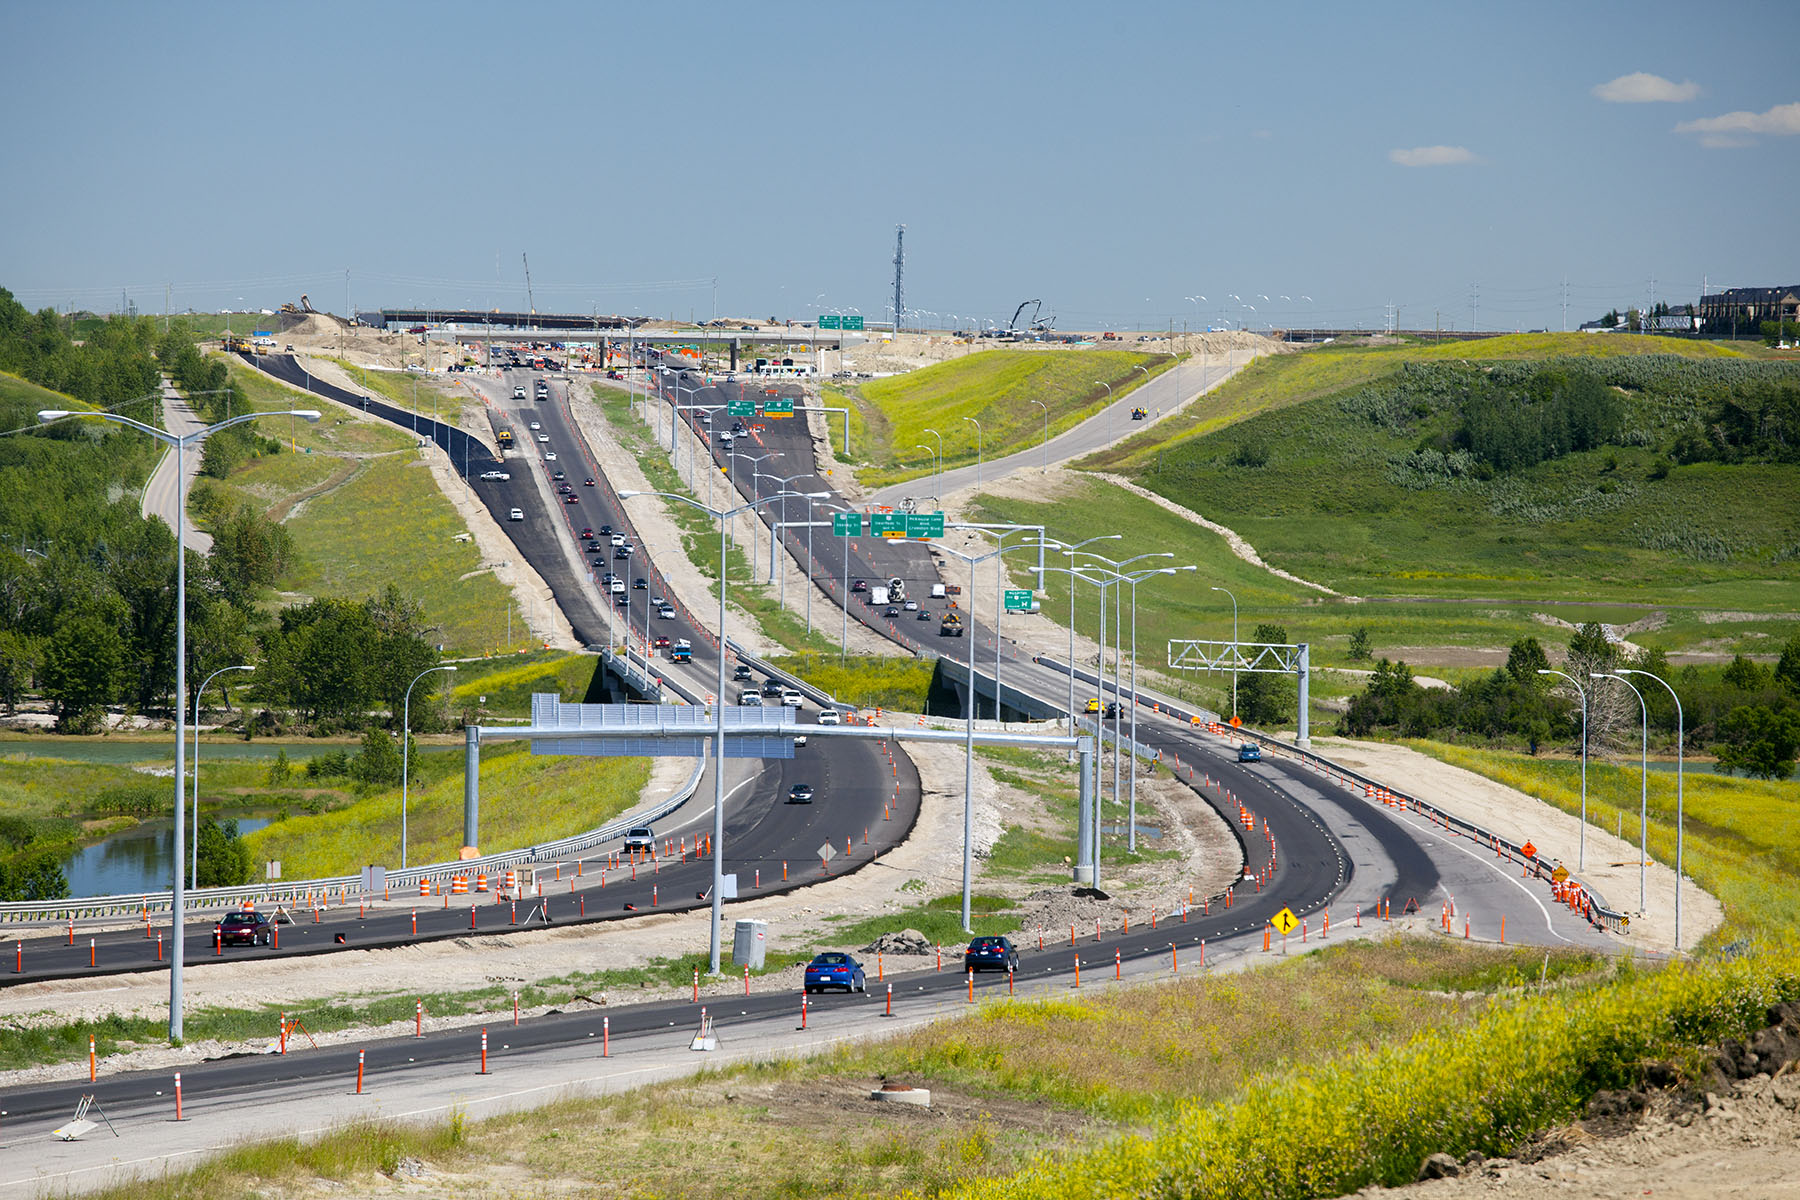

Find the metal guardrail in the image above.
[
  {"left": 0, "top": 752, "right": 706, "bottom": 927},
  {"left": 1230, "top": 728, "right": 1628, "bottom": 936}
]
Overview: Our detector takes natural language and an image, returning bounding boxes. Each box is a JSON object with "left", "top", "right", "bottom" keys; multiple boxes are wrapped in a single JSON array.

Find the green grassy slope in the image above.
[
  {"left": 845, "top": 348, "right": 1172, "bottom": 486},
  {"left": 1091, "top": 333, "right": 1760, "bottom": 473},
  {"left": 1102, "top": 349, "right": 1799, "bottom": 603}
]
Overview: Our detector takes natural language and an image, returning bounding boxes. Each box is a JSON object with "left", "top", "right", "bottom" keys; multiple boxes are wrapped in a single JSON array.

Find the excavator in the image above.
[{"left": 1000, "top": 300, "right": 1055, "bottom": 340}]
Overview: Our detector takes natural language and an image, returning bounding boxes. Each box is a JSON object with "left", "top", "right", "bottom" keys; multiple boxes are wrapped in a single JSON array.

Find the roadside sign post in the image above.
[
  {"left": 832, "top": 511, "right": 864, "bottom": 663},
  {"left": 1003, "top": 589, "right": 1034, "bottom": 613}
]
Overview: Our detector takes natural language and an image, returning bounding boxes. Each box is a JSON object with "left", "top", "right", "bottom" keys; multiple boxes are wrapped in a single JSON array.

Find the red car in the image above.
[
  {"left": 653, "top": 635, "right": 671, "bottom": 650},
  {"left": 583, "top": 478, "right": 597, "bottom": 487},
  {"left": 216, "top": 910, "right": 273, "bottom": 947},
  {"left": 563, "top": 494, "right": 580, "bottom": 504}
]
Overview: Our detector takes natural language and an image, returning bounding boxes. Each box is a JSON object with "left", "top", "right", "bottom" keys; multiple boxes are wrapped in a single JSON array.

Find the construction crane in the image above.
[{"left": 522, "top": 253, "right": 535, "bottom": 317}]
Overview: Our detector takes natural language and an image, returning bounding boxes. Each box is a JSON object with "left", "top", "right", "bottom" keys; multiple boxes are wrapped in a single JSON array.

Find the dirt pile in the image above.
[{"left": 1399, "top": 1000, "right": 1800, "bottom": 1197}]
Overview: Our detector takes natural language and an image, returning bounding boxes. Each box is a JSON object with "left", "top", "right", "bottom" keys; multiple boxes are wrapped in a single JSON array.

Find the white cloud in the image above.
[
  {"left": 1388, "top": 145, "right": 1478, "bottom": 168},
  {"left": 1675, "top": 101, "right": 1800, "bottom": 145},
  {"left": 1592, "top": 72, "right": 1701, "bottom": 103}
]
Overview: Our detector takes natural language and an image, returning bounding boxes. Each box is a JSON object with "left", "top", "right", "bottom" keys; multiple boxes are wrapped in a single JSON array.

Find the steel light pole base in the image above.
[{"left": 1071, "top": 865, "right": 1094, "bottom": 886}]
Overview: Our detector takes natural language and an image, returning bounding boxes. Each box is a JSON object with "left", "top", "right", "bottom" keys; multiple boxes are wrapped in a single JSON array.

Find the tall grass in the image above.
[
  {"left": 243, "top": 743, "right": 650, "bottom": 876},
  {"left": 449, "top": 651, "right": 599, "bottom": 715},
  {"left": 948, "top": 949, "right": 1800, "bottom": 1199},
  {"left": 770, "top": 653, "right": 936, "bottom": 710}
]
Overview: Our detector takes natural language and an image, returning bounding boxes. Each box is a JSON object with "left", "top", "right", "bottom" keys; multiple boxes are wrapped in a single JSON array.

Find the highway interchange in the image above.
[{"left": 0, "top": 344, "right": 1615, "bottom": 1183}]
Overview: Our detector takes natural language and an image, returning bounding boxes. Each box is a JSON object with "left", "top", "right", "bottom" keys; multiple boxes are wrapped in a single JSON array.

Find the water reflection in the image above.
[{"left": 61, "top": 816, "right": 273, "bottom": 898}]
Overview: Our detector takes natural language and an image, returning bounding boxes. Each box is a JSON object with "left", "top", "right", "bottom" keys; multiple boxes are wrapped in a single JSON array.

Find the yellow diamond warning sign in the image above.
[{"left": 1270, "top": 907, "right": 1299, "bottom": 936}]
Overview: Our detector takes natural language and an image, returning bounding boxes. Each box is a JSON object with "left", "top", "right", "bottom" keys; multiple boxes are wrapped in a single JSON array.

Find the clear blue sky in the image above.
[{"left": 3, "top": 1, "right": 1794, "bottom": 332}]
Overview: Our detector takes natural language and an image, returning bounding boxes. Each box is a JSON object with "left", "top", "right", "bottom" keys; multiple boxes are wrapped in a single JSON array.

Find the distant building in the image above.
[{"left": 1698, "top": 286, "right": 1800, "bottom": 335}]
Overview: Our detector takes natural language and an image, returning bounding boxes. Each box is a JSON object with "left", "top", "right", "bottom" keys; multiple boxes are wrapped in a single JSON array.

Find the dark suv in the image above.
[{"left": 216, "top": 910, "right": 274, "bottom": 947}]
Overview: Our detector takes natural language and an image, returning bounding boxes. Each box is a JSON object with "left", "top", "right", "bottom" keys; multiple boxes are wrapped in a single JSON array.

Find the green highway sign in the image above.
[
  {"left": 906, "top": 512, "right": 945, "bottom": 538},
  {"left": 843, "top": 315, "right": 864, "bottom": 331},
  {"left": 764, "top": 398, "right": 794, "bottom": 416},
  {"left": 832, "top": 512, "right": 864, "bottom": 536},
  {"left": 726, "top": 399, "right": 756, "bottom": 417},
  {"left": 1004, "top": 589, "right": 1035, "bottom": 613},
  {"left": 818, "top": 314, "right": 841, "bottom": 329},
  {"left": 870, "top": 513, "right": 907, "bottom": 537}
]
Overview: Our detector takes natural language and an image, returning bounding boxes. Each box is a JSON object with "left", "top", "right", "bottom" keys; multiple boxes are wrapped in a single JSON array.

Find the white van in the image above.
[{"left": 508, "top": 508, "right": 524, "bottom": 521}]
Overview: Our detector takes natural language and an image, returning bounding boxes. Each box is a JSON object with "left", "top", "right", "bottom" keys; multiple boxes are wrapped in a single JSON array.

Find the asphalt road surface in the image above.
[{"left": 140, "top": 378, "right": 211, "bottom": 552}]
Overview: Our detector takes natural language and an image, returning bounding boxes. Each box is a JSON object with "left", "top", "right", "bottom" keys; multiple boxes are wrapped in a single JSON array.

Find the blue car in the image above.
[
  {"left": 1237, "top": 743, "right": 1262, "bottom": 763},
  {"left": 803, "top": 952, "right": 866, "bottom": 994},
  {"left": 964, "top": 935, "right": 1018, "bottom": 974}
]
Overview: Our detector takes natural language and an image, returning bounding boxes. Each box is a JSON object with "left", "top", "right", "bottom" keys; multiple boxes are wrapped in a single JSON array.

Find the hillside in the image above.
[
  {"left": 1114, "top": 350, "right": 1799, "bottom": 602},
  {"left": 1091, "top": 332, "right": 1762, "bottom": 473},
  {"left": 840, "top": 348, "right": 1172, "bottom": 486}
]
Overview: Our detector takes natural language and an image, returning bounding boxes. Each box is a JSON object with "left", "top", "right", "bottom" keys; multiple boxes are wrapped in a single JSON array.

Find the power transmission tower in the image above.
[{"left": 892, "top": 225, "right": 905, "bottom": 333}]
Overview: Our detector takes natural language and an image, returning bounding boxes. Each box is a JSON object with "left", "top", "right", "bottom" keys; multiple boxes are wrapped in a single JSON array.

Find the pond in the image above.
[
  {"left": 0, "top": 737, "right": 336, "bottom": 766},
  {"left": 61, "top": 814, "right": 275, "bottom": 899}
]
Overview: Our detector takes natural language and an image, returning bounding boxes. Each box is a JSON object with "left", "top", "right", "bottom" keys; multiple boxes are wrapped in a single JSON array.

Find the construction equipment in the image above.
[
  {"left": 221, "top": 334, "right": 253, "bottom": 354},
  {"left": 1007, "top": 300, "right": 1040, "bottom": 336},
  {"left": 523, "top": 252, "right": 535, "bottom": 316},
  {"left": 940, "top": 611, "right": 964, "bottom": 637}
]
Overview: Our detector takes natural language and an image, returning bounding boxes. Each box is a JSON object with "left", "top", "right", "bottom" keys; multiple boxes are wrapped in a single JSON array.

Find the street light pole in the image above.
[
  {"left": 402, "top": 664, "right": 457, "bottom": 869},
  {"left": 1122, "top": 566, "right": 1193, "bottom": 851},
  {"left": 962, "top": 416, "right": 982, "bottom": 492},
  {"left": 1536, "top": 669, "right": 1589, "bottom": 872},
  {"left": 1029, "top": 399, "right": 1048, "bottom": 472},
  {"left": 921, "top": 428, "right": 945, "bottom": 505},
  {"left": 1623, "top": 668, "right": 1685, "bottom": 953},
  {"left": 1212, "top": 586, "right": 1239, "bottom": 720},
  {"left": 622, "top": 488, "right": 830, "bottom": 973},
  {"left": 1595, "top": 672, "right": 1651, "bottom": 914},
  {"left": 1094, "top": 380, "right": 1113, "bottom": 442},
  {"left": 39, "top": 402, "right": 320, "bottom": 1043},
  {"left": 191, "top": 663, "right": 252, "bottom": 888}
]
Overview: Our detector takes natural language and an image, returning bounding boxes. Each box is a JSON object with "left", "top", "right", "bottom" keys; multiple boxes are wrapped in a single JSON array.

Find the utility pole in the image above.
[
  {"left": 1472, "top": 283, "right": 1480, "bottom": 333},
  {"left": 892, "top": 225, "right": 905, "bottom": 333},
  {"left": 1561, "top": 277, "right": 1568, "bottom": 333}
]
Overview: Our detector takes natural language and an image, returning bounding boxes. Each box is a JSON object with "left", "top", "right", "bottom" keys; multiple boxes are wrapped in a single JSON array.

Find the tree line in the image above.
[
  {"left": 1338, "top": 622, "right": 1800, "bottom": 780},
  {"left": 0, "top": 288, "right": 453, "bottom": 898}
]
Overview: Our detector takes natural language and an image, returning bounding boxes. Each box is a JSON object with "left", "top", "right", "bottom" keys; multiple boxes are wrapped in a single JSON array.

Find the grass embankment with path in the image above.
[
  {"left": 206, "top": 358, "right": 527, "bottom": 654},
  {"left": 1084, "top": 331, "right": 1761, "bottom": 472},
  {"left": 840, "top": 348, "right": 1173, "bottom": 487},
  {"left": 326, "top": 357, "right": 474, "bottom": 429},
  {"left": 1096, "top": 336, "right": 1800, "bottom": 603}
]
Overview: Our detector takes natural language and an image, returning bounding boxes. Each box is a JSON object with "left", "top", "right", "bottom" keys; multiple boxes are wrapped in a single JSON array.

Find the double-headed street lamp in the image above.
[
  {"left": 39, "top": 401, "right": 321, "bottom": 1042},
  {"left": 755, "top": 471, "right": 811, "bottom": 588},
  {"left": 932, "top": 530, "right": 1047, "bottom": 933},
  {"left": 402, "top": 664, "right": 458, "bottom": 869},
  {"left": 1536, "top": 669, "right": 1589, "bottom": 872},
  {"left": 1593, "top": 671, "right": 1651, "bottom": 915},
  {"left": 1067, "top": 549, "right": 1174, "bottom": 822},
  {"left": 191, "top": 663, "right": 252, "bottom": 889},
  {"left": 1033, "top": 535, "right": 1122, "bottom": 741},
  {"left": 621, "top": 488, "right": 830, "bottom": 974}
]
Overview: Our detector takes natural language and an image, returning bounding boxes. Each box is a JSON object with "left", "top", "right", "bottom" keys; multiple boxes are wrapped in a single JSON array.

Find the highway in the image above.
[
  {"left": 139, "top": 377, "right": 211, "bottom": 553},
  {"left": 0, "top": 353, "right": 1615, "bottom": 1184}
]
